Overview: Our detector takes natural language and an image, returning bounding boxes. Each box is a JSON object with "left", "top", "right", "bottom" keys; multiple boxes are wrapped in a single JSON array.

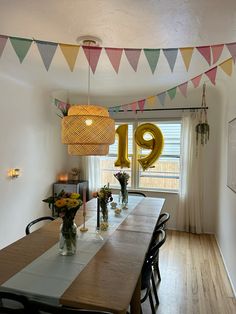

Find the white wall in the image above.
[
  {"left": 216, "top": 74, "right": 236, "bottom": 295},
  {"left": 0, "top": 75, "right": 71, "bottom": 249}
]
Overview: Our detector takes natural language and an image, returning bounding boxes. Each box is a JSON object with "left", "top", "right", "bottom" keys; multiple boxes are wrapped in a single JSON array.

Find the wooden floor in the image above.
[{"left": 142, "top": 230, "right": 236, "bottom": 314}]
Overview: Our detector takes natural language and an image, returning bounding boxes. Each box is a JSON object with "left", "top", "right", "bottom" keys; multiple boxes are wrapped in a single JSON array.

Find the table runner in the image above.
[{"left": 1, "top": 197, "right": 142, "bottom": 305}]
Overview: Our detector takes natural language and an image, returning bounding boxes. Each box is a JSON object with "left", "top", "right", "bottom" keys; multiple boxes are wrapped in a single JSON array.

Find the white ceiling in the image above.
[{"left": 0, "top": 0, "right": 236, "bottom": 105}]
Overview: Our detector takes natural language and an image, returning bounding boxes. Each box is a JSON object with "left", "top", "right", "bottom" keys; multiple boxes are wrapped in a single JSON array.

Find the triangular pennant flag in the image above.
[
  {"left": 9, "top": 37, "right": 32, "bottom": 63},
  {"left": 157, "top": 92, "right": 166, "bottom": 106},
  {"left": 105, "top": 48, "right": 123, "bottom": 73},
  {"left": 36, "top": 40, "right": 58, "bottom": 71},
  {"left": 114, "top": 106, "right": 121, "bottom": 113},
  {"left": 124, "top": 49, "right": 141, "bottom": 72},
  {"left": 196, "top": 46, "right": 211, "bottom": 65},
  {"left": 167, "top": 87, "right": 177, "bottom": 100},
  {"left": 0, "top": 35, "right": 8, "bottom": 57},
  {"left": 220, "top": 58, "right": 233, "bottom": 76},
  {"left": 146, "top": 96, "right": 156, "bottom": 107},
  {"left": 191, "top": 74, "right": 202, "bottom": 88},
  {"left": 205, "top": 66, "right": 217, "bottom": 85},
  {"left": 138, "top": 99, "right": 145, "bottom": 112},
  {"left": 83, "top": 46, "right": 102, "bottom": 74},
  {"left": 162, "top": 48, "right": 178, "bottom": 72},
  {"left": 211, "top": 44, "right": 224, "bottom": 64},
  {"left": 122, "top": 104, "right": 129, "bottom": 112},
  {"left": 59, "top": 44, "right": 80, "bottom": 72},
  {"left": 178, "top": 82, "right": 188, "bottom": 97},
  {"left": 131, "top": 102, "right": 138, "bottom": 112},
  {"left": 143, "top": 49, "right": 160, "bottom": 74},
  {"left": 226, "top": 43, "right": 236, "bottom": 62},
  {"left": 179, "top": 47, "right": 194, "bottom": 71},
  {"left": 54, "top": 98, "right": 60, "bottom": 106}
]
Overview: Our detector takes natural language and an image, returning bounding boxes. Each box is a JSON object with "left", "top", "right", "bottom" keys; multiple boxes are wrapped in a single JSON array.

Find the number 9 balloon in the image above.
[{"left": 134, "top": 123, "right": 164, "bottom": 171}]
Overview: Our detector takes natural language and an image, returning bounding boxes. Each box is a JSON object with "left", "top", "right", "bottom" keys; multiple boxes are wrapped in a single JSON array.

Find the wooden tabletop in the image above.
[{"left": 0, "top": 196, "right": 165, "bottom": 314}]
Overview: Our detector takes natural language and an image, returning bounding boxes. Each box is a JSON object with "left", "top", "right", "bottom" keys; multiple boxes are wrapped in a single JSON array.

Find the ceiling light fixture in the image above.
[{"left": 61, "top": 37, "right": 115, "bottom": 156}]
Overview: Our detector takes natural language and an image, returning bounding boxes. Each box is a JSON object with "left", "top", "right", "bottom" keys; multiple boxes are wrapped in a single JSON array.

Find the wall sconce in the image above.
[{"left": 8, "top": 168, "right": 21, "bottom": 179}]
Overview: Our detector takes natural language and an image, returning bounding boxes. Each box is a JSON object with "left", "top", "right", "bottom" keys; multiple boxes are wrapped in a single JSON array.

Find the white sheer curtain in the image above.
[
  {"left": 79, "top": 156, "right": 101, "bottom": 199},
  {"left": 177, "top": 114, "right": 204, "bottom": 233}
]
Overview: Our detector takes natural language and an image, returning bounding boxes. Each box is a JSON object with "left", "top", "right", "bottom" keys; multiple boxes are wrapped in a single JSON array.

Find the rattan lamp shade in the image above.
[
  {"left": 62, "top": 105, "right": 115, "bottom": 156},
  {"left": 68, "top": 144, "right": 109, "bottom": 156}
]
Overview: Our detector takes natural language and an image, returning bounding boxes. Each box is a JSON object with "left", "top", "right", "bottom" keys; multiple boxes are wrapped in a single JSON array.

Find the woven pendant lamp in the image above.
[{"left": 61, "top": 37, "right": 115, "bottom": 156}]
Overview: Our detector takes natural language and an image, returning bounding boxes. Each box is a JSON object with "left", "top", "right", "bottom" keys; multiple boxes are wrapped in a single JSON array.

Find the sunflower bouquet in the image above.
[{"left": 43, "top": 190, "right": 82, "bottom": 255}]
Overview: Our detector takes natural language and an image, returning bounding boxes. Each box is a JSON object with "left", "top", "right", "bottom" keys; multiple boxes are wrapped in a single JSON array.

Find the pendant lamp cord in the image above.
[{"left": 87, "top": 42, "right": 91, "bottom": 106}]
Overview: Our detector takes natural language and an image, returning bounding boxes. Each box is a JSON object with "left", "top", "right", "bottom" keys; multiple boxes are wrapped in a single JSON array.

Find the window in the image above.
[{"left": 100, "top": 120, "right": 182, "bottom": 192}]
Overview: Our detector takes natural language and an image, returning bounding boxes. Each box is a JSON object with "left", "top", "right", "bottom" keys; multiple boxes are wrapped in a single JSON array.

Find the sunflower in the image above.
[{"left": 55, "top": 199, "right": 66, "bottom": 208}]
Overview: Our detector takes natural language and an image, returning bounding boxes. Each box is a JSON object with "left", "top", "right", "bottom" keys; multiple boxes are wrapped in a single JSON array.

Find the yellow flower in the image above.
[
  {"left": 70, "top": 193, "right": 80, "bottom": 199},
  {"left": 64, "top": 198, "right": 71, "bottom": 205},
  {"left": 55, "top": 199, "right": 66, "bottom": 208},
  {"left": 68, "top": 199, "right": 80, "bottom": 208}
]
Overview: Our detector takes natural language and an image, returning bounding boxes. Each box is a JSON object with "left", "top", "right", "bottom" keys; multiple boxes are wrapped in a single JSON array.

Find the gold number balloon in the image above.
[
  {"left": 134, "top": 123, "right": 164, "bottom": 171},
  {"left": 115, "top": 124, "right": 131, "bottom": 168}
]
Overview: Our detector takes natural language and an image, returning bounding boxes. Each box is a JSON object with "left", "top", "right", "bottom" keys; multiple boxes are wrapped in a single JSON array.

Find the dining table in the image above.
[{"left": 0, "top": 195, "right": 165, "bottom": 314}]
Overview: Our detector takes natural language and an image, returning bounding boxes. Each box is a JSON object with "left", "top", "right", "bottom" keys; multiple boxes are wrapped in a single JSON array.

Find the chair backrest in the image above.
[
  {"left": 30, "top": 300, "right": 113, "bottom": 314},
  {"left": 141, "top": 229, "right": 166, "bottom": 289},
  {"left": 25, "top": 216, "right": 55, "bottom": 235},
  {"left": 0, "top": 291, "right": 30, "bottom": 313},
  {"left": 128, "top": 191, "right": 146, "bottom": 197},
  {"left": 155, "top": 212, "right": 170, "bottom": 230}
]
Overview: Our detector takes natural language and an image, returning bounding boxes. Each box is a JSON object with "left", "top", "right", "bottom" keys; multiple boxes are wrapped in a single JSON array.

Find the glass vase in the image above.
[
  {"left": 59, "top": 220, "right": 77, "bottom": 256},
  {"left": 119, "top": 185, "right": 128, "bottom": 209},
  {"left": 100, "top": 202, "right": 109, "bottom": 231}
]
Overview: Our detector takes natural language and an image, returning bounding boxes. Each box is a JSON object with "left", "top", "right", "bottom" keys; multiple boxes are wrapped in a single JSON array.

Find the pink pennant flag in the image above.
[
  {"left": 122, "top": 104, "right": 129, "bottom": 112},
  {"left": 226, "top": 43, "right": 236, "bottom": 63},
  {"left": 131, "top": 102, "right": 138, "bottom": 113},
  {"left": 205, "top": 66, "right": 217, "bottom": 85},
  {"left": 124, "top": 48, "right": 141, "bottom": 71},
  {"left": 105, "top": 48, "right": 123, "bottom": 73},
  {"left": 197, "top": 46, "right": 211, "bottom": 65},
  {"left": 178, "top": 82, "right": 188, "bottom": 97},
  {"left": 83, "top": 46, "right": 102, "bottom": 73},
  {"left": 211, "top": 44, "right": 224, "bottom": 64},
  {"left": 138, "top": 99, "right": 145, "bottom": 112},
  {"left": 0, "top": 35, "right": 8, "bottom": 57},
  {"left": 191, "top": 74, "right": 202, "bottom": 88}
]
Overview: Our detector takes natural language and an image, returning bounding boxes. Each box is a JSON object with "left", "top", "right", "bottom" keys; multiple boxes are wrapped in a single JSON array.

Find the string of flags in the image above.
[
  {"left": 1, "top": 34, "right": 236, "bottom": 74},
  {"left": 53, "top": 55, "right": 234, "bottom": 115},
  {"left": 109, "top": 56, "right": 234, "bottom": 113}
]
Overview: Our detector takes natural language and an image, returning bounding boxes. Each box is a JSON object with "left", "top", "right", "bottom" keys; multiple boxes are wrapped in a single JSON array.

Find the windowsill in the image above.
[{"left": 111, "top": 187, "right": 179, "bottom": 196}]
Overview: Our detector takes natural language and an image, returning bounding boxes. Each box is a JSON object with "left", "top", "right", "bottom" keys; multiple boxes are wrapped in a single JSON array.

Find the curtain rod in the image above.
[{"left": 115, "top": 106, "right": 208, "bottom": 112}]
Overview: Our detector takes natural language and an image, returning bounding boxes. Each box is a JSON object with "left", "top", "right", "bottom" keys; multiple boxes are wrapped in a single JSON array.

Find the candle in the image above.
[
  {"left": 97, "top": 197, "right": 100, "bottom": 229},
  {"left": 83, "top": 188, "right": 86, "bottom": 213}
]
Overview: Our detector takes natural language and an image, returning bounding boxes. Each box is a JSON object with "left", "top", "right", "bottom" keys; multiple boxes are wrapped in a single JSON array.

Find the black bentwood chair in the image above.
[
  {"left": 151, "top": 225, "right": 168, "bottom": 283},
  {"left": 140, "top": 229, "right": 166, "bottom": 314},
  {"left": 155, "top": 212, "right": 170, "bottom": 231},
  {"left": 0, "top": 291, "right": 30, "bottom": 313},
  {"left": 25, "top": 216, "right": 55, "bottom": 235},
  {"left": 128, "top": 191, "right": 146, "bottom": 197},
  {"left": 30, "top": 300, "right": 113, "bottom": 314}
]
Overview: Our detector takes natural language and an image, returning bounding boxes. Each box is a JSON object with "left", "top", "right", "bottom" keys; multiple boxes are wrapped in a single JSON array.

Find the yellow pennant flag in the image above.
[
  {"left": 146, "top": 96, "right": 156, "bottom": 107},
  {"left": 180, "top": 47, "right": 194, "bottom": 71},
  {"left": 220, "top": 58, "right": 233, "bottom": 76},
  {"left": 59, "top": 44, "right": 80, "bottom": 71}
]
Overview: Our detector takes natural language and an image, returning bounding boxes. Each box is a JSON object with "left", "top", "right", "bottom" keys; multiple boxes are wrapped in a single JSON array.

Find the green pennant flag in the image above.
[
  {"left": 143, "top": 49, "right": 160, "bottom": 74},
  {"left": 167, "top": 87, "right": 177, "bottom": 100},
  {"left": 9, "top": 37, "right": 33, "bottom": 63}
]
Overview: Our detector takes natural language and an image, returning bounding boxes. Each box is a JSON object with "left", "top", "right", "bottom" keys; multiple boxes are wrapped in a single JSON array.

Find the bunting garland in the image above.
[
  {"left": 1, "top": 33, "right": 236, "bottom": 74},
  {"left": 108, "top": 56, "right": 234, "bottom": 113}
]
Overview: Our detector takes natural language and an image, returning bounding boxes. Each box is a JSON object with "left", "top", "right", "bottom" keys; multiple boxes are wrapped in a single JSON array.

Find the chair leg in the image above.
[
  {"left": 151, "top": 272, "right": 159, "bottom": 305},
  {"left": 148, "top": 290, "right": 156, "bottom": 314}
]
